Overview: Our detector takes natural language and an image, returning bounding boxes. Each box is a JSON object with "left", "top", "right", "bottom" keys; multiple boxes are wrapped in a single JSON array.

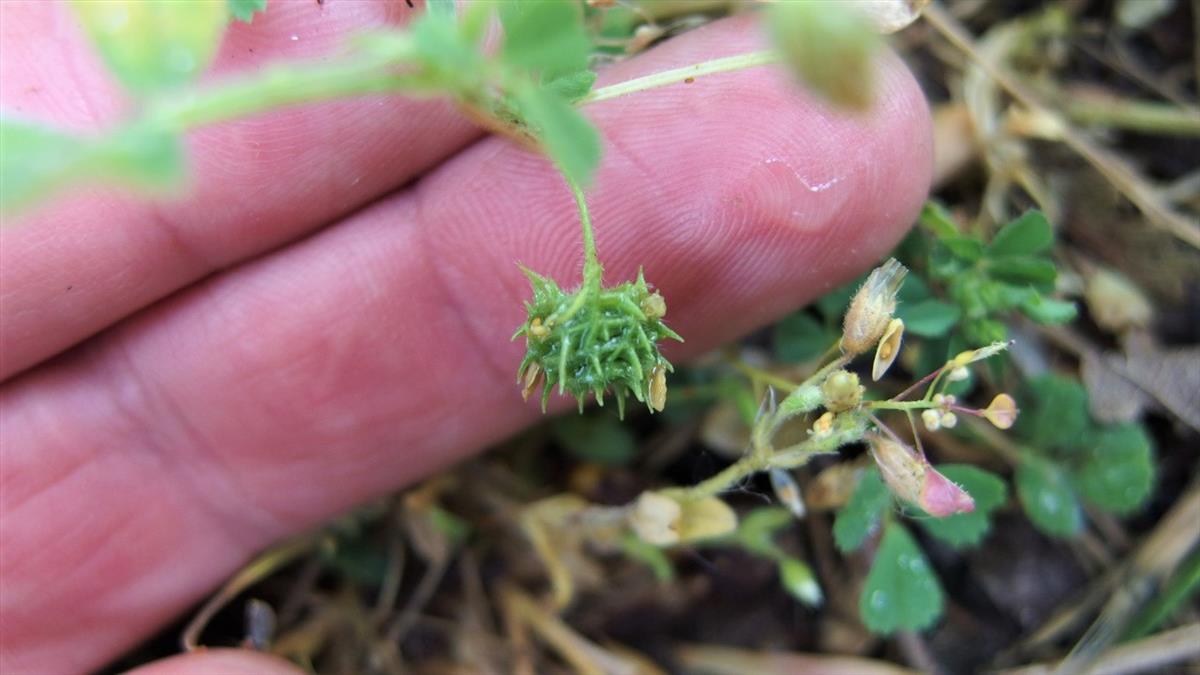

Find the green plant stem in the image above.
[
  {"left": 553, "top": 178, "right": 603, "bottom": 325},
  {"left": 732, "top": 361, "right": 800, "bottom": 392},
  {"left": 1065, "top": 97, "right": 1200, "bottom": 137},
  {"left": 148, "top": 53, "right": 420, "bottom": 131},
  {"left": 662, "top": 453, "right": 772, "bottom": 502},
  {"left": 580, "top": 50, "right": 779, "bottom": 104},
  {"left": 571, "top": 178, "right": 602, "bottom": 292},
  {"left": 665, "top": 413, "right": 866, "bottom": 501},
  {"left": 868, "top": 400, "right": 939, "bottom": 412}
]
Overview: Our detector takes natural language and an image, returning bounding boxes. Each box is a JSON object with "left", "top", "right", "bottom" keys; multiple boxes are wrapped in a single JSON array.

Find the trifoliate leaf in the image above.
[
  {"left": 500, "top": 0, "right": 590, "bottom": 74},
  {"left": 918, "top": 465, "right": 1007, "bottom": 549},
  {"left": 228, "top": 0, "right": 266, "bottom": 23},
  {"left": 988, "top": 210, "right": 1054, "bottom": 257},
  {"left": 71, "top": 0, "right": 228, "bottom": 95},
  {"left": 1014, "top": 374, "right": 1091, "bottom": 451},
  {"left": 551, "top": 412, "right": 637, "bottom": 465},
  {"left": 860, "top": 523, "right": 944, "bottom": 634},
  {"left": 1, "top": 118, "right": 185, "bottom": 215},
  {"left": 897, "top": 299, "right": 961, "bottom": 338},
  {"left": 1075, "top": 423, "right": 1155, "bottom": 514},
  {"left": 834, "top": 468, "right": 890, "bottom": 552},
  {"left": 512, "top": 87, "right": 601, "bottom": 187},
  {"left": 775, "top": 311, "right": 837, "bottom": 363},
  {"left": 1016, "top": 455, "right": 1082, "bottom": 538}
]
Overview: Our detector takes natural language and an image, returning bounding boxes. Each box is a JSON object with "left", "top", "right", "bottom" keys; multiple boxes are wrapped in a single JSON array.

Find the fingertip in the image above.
[{"left": 126, "top": 649, "right": 303, "bottom": 675}]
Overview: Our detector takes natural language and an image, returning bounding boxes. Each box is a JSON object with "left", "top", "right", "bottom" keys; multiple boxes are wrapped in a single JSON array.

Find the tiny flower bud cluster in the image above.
[{"left": 921, "top": 394, "right": 959, "bottom": 431}]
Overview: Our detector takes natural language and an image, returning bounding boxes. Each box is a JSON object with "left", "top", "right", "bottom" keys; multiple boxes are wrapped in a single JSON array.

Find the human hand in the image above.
[{"left": 0, "top": 2, "right": 931, "bottom": 672}]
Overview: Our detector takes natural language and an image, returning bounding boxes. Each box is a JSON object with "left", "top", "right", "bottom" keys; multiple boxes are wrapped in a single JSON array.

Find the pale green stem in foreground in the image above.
[
  {"left": 580, "top": 50, "right": 780, "bottom": 104},
  {"left": 141, "top": 46, "right": 777, "bottom": 138},
  {"left": 148, "top": 60, "right": 419, "bottom": 131}
]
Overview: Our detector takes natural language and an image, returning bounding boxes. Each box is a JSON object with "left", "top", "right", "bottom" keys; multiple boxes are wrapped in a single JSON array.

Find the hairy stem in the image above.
[
  {"left": 148, "top": 45, "right": 421, "bottom": 131},
  {"left": 662, "top": 453, "right": 771, "bottom": 502},
  {"left": 580, "top": 50, "right": 779, "bottom": 104},
  {"left": 867, "top": 400, "right": 939, "bottom": 411},
  {"left": 570, "top": 178, "right": 602, "bottom": 292}
]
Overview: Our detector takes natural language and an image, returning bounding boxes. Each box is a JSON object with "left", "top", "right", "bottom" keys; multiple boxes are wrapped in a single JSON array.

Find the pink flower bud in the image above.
[
  {"left": 919, "top": 463, "right": 975, "bottom": 517},
  {"left": 868, "top": 434, "right": 975, "bottom": 517}
]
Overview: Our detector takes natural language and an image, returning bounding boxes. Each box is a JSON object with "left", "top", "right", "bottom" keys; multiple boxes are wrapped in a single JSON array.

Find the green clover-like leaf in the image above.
[{"left": 860, "top": 522, "right": 944, "bottom": 634}]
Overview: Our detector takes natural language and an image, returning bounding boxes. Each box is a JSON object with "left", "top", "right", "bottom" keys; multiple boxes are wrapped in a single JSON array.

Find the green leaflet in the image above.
[
  {"left": 228, "top": 0, "right": 267, "bottom": 23},
  {"left": 551, "top": 412, "right": 637, "bottom": 465},
  {"left": 860, "top": 522, "right": 944, "bottom": 634},
  {"left": 500, "top": 0, "right": 590, "bottom": 74},
  {"left": 71, "top": 0, "right": 228, "bottom": 95},
  {"left": 917, "top": 465, "right": 1007, "bottom": 549},
  {"left": 775, "top": 311, "right": 838, "bottom": 363},
  {"left": 1014, "top": 374, "right": 1091, "bottom": 451},
  {"left": 767, "top": 0, "right": 879, "bottom": 110},
  {"left": 896, "top": 299, "right": 961, "bottom": 338},
  {"left": 513, "top": 86, "right": 601, "bottom": 188},
  {"left": 1016, "top": 455, "right": 1083, "bottom": 537},
  {"left": 1075, "top": 424, "right": 1155, "bottom": 514},
  {"left": 987, "top": 210, "right": 1054, "bottom": 257},
  {"left": 1, "top": 118, "right": 185, "bottom": 216},
  {"left": 833, "top": 468, "right": 890, "bottom": 552}
]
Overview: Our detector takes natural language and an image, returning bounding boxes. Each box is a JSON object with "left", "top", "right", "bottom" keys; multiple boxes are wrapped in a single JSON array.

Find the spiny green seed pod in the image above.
[{"left": 513, "top": 267, "right": 682, "bottom": 417}]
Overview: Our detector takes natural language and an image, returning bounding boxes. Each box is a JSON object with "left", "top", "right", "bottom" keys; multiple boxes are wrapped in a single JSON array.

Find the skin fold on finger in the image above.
[
  {"left": 0, "top": 0, "right": 482, "bottom": 381},
  {"left": 0, "top": 16, "right": 932, "bottom": 674}
]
